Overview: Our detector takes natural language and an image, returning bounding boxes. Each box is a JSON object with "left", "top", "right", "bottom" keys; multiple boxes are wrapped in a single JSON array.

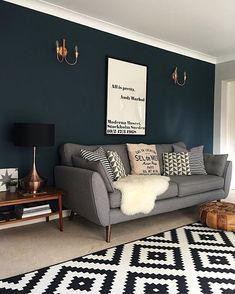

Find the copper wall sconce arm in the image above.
[
  {"left": 56, "top": 39, "right": 79, "bottom": 65},
  {"left": 172, "top": 67, "right": 187, "bottom": 86}
]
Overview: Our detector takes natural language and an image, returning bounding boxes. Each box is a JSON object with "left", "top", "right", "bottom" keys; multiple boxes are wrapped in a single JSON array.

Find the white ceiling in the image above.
[{"left": 7, "top": 0, "right": 235, "bottom": 63}]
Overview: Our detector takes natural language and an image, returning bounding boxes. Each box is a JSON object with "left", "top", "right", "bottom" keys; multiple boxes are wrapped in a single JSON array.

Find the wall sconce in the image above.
[
  {"left": 56, "top": 39, "right": 79, "bottom": 65},
  {"left": 172, "top": 67, "right": 187, "bottom": 86}
]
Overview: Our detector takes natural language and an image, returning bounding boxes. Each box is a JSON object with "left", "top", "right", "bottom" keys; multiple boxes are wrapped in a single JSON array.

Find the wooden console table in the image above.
[{"left": 0, "top": 187, "right": 63, "bottom": 231}]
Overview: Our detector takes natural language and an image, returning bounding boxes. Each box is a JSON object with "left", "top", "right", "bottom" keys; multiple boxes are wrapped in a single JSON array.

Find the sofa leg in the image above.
[
  {"left": 106, "top": 225, "right": 112, "bottom": 243},
  {"left": 69, "top": 210, "right": 75, "bottom": 221}
]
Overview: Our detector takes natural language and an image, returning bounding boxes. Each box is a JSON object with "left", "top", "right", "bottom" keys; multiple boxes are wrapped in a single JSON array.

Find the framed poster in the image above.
[{"left": 106, "top": 57, "right": 147, "bottom": 135}]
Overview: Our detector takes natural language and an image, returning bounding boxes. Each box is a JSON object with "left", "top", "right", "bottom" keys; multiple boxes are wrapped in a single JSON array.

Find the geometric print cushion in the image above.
[
  {"left": 106, "top": 150, "right": 126, "bottom": 181},
  {"left": 173, "top": 144, "right": 207, "bottom": 175},
  {"left": 80, "top": 147, "right": 115, "bottom": 181},
  {"left": 163, "top": 152, "right": 191, "bottom": 176}
]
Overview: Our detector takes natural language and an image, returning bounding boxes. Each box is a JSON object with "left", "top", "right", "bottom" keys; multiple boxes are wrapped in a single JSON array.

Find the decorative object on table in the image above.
[
  {"left": 7, "top": 180, "right": 18, "bottom": 193},
  {"left": 55, "top": 39, "right": 79, "bottom": 65},
  {"left": 14, "top": 123, "right": 55, "bottom": 194},
  {"left": 0, "top": 168, "right": 18, "bottom": 192},
  {"left": 1, "top": 223, "right": 235, "bottom": 294},
  {"left": 106, "top": 57, "right": 147, "bottom": 135},
  {"left": 126, "top": 143, "right": 160, "bottom": 175},
  {"left": 199, "top": 201, "right": 235, "bottom": 231},
  {"left": 172, "top": 66, "right": 187, "bottom": 86},
  {"left": 163, "top": 152, "right": 191, "bottom": 176}
]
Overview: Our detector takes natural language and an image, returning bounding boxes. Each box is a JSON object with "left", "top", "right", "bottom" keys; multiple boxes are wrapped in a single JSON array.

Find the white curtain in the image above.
[{"left": 221, "top": 81, "right": 235, "bottom": 189}]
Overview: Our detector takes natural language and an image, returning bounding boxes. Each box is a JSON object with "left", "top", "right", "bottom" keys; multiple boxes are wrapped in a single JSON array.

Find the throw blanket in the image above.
[{"left": 113, "top": 175, "right": 170, "bottom": 215}]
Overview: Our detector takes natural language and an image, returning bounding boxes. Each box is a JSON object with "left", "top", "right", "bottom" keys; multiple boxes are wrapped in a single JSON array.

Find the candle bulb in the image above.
[{"left": 75, "top": 46, "right": 79, "bottom": 58}]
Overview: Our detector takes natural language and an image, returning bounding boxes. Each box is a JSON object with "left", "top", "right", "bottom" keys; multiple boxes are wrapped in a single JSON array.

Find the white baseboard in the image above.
[{"left": 0, "top": 210, "right": 70, "bottom": 230}]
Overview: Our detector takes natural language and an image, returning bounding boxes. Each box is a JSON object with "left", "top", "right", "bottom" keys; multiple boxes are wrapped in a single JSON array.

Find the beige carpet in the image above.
[{"left": 0, "top": 206, "right": 198, "bottom": 279}]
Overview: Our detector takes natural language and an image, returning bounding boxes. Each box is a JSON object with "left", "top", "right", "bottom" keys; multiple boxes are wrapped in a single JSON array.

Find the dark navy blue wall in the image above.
[{"left": 0, "top": 2, "right": 215, "bottom": 183}]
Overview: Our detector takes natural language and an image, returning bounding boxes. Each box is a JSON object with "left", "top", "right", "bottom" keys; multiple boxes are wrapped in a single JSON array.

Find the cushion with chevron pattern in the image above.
[
  {"left": 107, "top": 150, "right": 126, "bottom": 181},
  {"left": 163, "top": 152, "right": 191, "bottom": 176},
  {"left": 173, "top": 144, "right": 207, "bottom": 175},
  {"left": 81, "top": 147, "right": 114, "bottom": 181}
]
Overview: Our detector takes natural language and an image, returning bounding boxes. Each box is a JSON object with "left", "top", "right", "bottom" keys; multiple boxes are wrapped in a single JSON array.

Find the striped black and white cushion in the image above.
[
  {"left": 81, "top": 147, "right": 115, "bottom": 181},
  {"left": 189, "top": 146, "right": 207, "bottom": 175}
]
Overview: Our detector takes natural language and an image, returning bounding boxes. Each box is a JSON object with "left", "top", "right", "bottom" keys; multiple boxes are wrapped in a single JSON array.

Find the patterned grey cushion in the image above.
[
  {"left": 156, "top": 142, "right": 186, "bottom": 174},
  {"left": 107, "top": 151, "right": 126, "bottom": 181},
  {"left": 72, "top": 156, "right": 114, "bottom": 192},
  {"left": 173, "top": 144, "right": 207, "bottom": 175},
  {"left": 163, "top": 152, "right": 191, "bottom": 176},
  {"left": 81, "top": 147, "right": 114, "bottom": 181}
]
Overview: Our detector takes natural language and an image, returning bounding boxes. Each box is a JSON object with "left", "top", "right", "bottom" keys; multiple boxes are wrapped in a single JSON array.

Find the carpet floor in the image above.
[
  {"left": 1, "top": 222, "right": 234, "bottom": 294},
  {"left": 0, "top": 206, "right": 198, "bottom": 279}
]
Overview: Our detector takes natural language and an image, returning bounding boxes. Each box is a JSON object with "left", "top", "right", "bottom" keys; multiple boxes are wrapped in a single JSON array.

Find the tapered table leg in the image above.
[{"left": 58, "top": 194, "right": 63, "bottom": 231}]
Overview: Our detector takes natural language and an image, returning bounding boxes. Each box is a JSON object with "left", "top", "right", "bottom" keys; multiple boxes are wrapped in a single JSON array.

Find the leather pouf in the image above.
[{"left": 199, "top": 201, "right": 235, "bottom": 231}]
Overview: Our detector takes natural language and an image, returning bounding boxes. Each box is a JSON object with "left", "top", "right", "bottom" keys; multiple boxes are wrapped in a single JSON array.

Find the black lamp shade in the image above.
[{"left": 14, "top": 123, "right": 55, "bottom": 147}]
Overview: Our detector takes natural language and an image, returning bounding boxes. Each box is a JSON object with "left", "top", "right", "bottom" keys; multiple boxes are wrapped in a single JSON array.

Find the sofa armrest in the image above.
[
  {"left": 223, "top": 161, "right": 232, "bottom": 197},
  {"left": 54, "top": 166, "right": 110, "bottom": 227}
]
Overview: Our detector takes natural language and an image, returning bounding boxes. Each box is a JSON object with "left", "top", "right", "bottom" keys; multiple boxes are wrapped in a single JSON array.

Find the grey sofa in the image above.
[{"left": 54, "top": 142, "right": 232, "bottom": 242}]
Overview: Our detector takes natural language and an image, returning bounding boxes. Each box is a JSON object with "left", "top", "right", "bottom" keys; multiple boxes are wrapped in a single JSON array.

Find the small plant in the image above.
[
  {"left": 7, "top": 180, "right": 18, "bottom": 192},
  {"left": 8, "top": 180, "right": 18, "bottom": 186}
]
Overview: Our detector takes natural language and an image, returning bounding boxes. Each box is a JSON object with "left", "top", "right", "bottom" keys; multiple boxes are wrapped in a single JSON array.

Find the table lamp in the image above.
[{"left": 14, "top": 123, "right": 55, "bottom": 194}]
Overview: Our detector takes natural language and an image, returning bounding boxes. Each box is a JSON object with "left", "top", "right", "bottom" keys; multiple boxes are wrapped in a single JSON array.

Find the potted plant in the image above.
[{"left": 7, "top": 180, "right": 18, "bottom": 193}]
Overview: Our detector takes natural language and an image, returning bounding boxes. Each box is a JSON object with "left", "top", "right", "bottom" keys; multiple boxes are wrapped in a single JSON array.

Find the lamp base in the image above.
[{"left": 19, "top": 167, "right": 46, "bottom": 194}]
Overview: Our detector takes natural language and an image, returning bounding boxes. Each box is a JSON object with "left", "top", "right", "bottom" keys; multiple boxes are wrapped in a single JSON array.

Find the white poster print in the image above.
[{"left": 106, "top": 58, "right": 147, "bottom": 135}]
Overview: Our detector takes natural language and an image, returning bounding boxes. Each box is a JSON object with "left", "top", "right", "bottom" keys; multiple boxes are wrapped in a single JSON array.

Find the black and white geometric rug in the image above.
[{"left": 0, "top": 223, "right": 235, "bottom": 294}]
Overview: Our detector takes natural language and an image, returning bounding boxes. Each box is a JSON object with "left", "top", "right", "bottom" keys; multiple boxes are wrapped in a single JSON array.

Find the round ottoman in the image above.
[{"left": 199, "top": 201, "right": 235, "bottom": 231}]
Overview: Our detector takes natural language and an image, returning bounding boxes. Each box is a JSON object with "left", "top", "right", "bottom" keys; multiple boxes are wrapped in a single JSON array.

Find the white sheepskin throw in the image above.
[{"left": 113, "top": 175, "right": 170, "bottom": 215}]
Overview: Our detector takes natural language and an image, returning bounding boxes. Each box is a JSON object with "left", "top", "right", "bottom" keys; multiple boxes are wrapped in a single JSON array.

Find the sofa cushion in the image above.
[
  {"left": 204, "top": 153, "right": 228, "bottom": 176},
  {"left": 126, "top": 143, "right": 160, "bottom": 175},
  {"left": 106, "top": 150, "right": 126, "bottom": 180},
  {"left": 102, "top": 145, "right": 131, "bottom": 174},
  {"left": 156, "top": 142, "right": 186, "bottom": 174},
  {"left": 170, "top": 175, "right": 224, "bottom": 197},
  {"left": 80, "top": 147, "right": 115, "bottom": 181},
  {"left": 60, "top": 143, "right": 131, "bottom": 174},
  {"left": 163, "top": 152, "right": 191, "bottom": 176},
  {"left": 173, "top": 144, "right": 207, "bottom": 175},
  {"left": 109, "top": 182, "right": 178, "bottom": 209}
]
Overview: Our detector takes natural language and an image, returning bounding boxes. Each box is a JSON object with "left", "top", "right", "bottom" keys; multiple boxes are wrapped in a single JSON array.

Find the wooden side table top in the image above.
[{"left": 0, "top": 187, "right": 62, "bottom": 207}]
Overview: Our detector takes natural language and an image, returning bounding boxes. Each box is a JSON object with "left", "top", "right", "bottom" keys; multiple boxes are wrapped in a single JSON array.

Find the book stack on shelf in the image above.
[
  {"left": 22, "top": 204, "right": 51, "bottom": 218},
  {"left": 0, "top": 211, "right": 16, "bottom": 222}
]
